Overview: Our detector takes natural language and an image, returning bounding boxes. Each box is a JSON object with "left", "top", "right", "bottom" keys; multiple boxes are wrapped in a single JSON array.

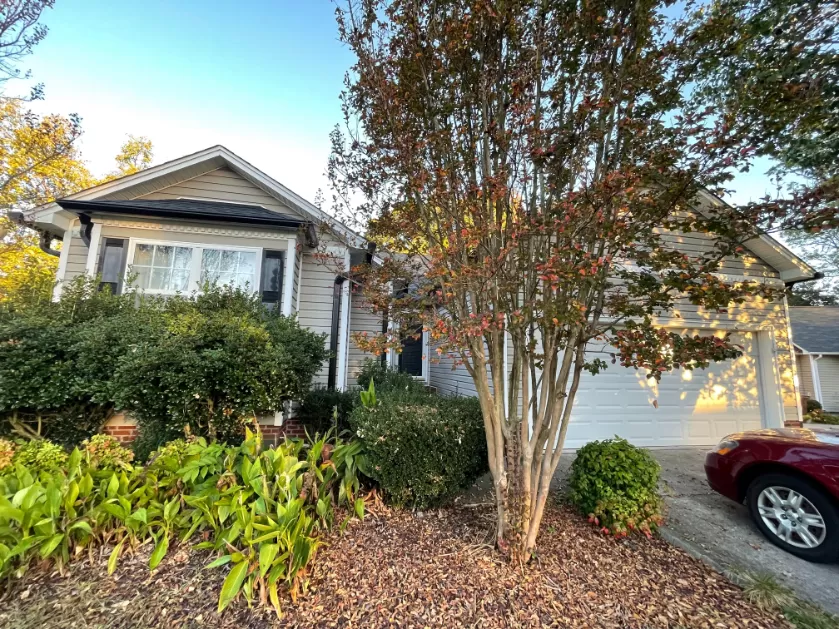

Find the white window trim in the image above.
[
  {"left": 85, "top": 223, "right": 103, "bottom": 275},
  {"left": 124, "top": 237, "right": 264, "bottom": 296},
  {"left": 53, "top": 226, "right": 75, "bottom": 301},
  {"left": 282, "top": 235, "right": 296, "bottom": 316}
]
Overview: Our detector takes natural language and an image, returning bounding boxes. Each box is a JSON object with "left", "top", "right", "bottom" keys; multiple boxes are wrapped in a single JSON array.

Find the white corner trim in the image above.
[
  {"left": 336, "top": 252, "right": 352, "bottom": 391},
  {"left": 781, "top": 294, "right": 804, "bottom": 424},
  {"left": 757, "top": 330, "right": 785, "bottom": 429},
  {"left": 52, "top": 227, "right": 74, "bottom": 301},
  {"left": 282, "top": 236, "right": 297, "bottom": 316},
  {"left": 85, "top": 223, "right": 103, "bottom": 275}
]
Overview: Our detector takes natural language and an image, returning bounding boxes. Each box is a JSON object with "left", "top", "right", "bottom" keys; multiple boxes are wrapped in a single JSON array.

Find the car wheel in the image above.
[{"left": 746, "top": 473, "right": 839, "bottom": 563}]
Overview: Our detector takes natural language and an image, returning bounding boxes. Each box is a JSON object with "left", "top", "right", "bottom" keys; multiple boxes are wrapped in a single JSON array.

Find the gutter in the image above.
[
  {"left": 785, "top": 271, "right": 824, "bottom": 288},
  {"left": 7, "top": 210, "right": 61, "bottom": 257}
]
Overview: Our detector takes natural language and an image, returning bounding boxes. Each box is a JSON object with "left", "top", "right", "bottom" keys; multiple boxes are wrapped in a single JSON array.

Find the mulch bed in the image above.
[{"left": 0, "top": 502, "right": 791, "bottom": 629}]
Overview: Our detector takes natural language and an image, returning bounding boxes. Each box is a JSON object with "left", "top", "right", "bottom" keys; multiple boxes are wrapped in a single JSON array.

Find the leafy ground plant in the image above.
[{"left": 0, "top": 429, "right": 367, "bottom": 616}]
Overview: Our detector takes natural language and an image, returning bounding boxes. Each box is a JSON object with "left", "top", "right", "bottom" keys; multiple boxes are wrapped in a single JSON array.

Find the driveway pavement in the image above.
[{"left": 553, "top": 447, "right": 839, "bottom": 614}]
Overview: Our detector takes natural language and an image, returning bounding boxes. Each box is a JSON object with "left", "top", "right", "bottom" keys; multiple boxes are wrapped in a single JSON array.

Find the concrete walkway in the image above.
[{"left": 552, "top": 447, "right": 839, "bottom": 614}]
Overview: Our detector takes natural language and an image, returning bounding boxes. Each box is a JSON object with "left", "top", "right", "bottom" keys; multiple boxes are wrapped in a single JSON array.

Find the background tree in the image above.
[
  {"left": 108, "top": 134, "right": 153, "bottom": 178},
  {"left": 787, "top": 283, "right": 838, "bottom": 306},
  {"left": 686, "top": 0, "right": 839, "bottom": 301},
  {"left": 329, "top": 0, "right": 837, "bottom": 561}
]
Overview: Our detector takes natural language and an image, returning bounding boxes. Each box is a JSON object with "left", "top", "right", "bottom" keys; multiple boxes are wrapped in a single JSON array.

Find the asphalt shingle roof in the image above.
[
  {"left": 790, "top": 306, "right": 839, "bottom": 354},
  {"left": 57, "top": 198, "right": 304, "bottom": 228}
]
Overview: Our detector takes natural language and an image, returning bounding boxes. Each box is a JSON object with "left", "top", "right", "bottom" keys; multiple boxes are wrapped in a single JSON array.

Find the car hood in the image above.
[{"left": 731, "top": 426, "right": 839, "bottom": 447}]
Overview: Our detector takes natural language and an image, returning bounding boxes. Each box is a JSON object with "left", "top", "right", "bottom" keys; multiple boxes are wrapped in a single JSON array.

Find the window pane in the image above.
[
  {"left": 150, "top": 268, "right": 172, "bottom": 291},
  {"left": 133, "top": 266, "right": 152, "bottom": 289},
  {"left": 100, "top": 244, "right": 123, "bottom": 283},
  {"left": 174, "top": 247, "right": 192, "bottom": 269},
  {"left": 238, "top": 251, "right": 256, "bottom": 275},
  {"left": 171, "top": 270, "right": 190, "bottom": 292},
  {"left": 201, "top": 249, "right": 256, "bottom": 290},
  {"left": 262, "top": 256, "right": 281, "bottom": 292},
  {"left": 134, "top": 244, "right": 153, "bottom": 266},
  {"left": 154, "top": 246, "right": 175, "bottom": 267}
]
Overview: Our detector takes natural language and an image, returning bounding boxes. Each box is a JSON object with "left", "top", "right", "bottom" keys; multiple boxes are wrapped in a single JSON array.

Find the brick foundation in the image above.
[
  {"left": 260, "top": 418, "right": 307, "bottom": 444},
  {"left": 101, "top": 418, "right": 307, "bottom": 445},
  {"left": 103, "top": 424, "right": 138, "bottom": 444}
]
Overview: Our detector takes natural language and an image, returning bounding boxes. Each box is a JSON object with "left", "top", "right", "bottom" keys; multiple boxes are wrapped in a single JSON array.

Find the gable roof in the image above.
[
  {"left": 790, "top": 307, "right": 839, "bottom": 354},
  {"left": 57, "top": 198, "right": 305, "bottom": 229},
  {"left": 26, "top": 145, "right": 365, "bottom": 247},
  {"left": 696, "top": 190, "right": 817, "bottom": 283},
  {"left": 24, "top": 145, "right": 818, "bottom": 281}
]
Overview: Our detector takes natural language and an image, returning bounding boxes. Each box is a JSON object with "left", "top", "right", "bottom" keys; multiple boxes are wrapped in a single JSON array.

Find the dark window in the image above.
[
  {"left": 97, "top": 238, "right": 127, "bottom": 294},
  {"left": 399, "top": 327, "right": 423, "bottom": 376},
  {"left": 260, "top": 250, "right": 284, "bottom": 306}
]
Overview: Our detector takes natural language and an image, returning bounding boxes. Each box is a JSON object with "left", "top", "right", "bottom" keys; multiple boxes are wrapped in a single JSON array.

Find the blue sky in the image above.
[
  {"left": 21, "top": 1, "right": 353, "bottom": 203},
  {"left": 18, "top": 0, "right": 781, "bottom": 208}
]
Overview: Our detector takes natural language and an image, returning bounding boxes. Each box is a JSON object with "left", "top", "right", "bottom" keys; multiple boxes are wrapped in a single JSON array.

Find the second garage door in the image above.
[{"left": 563, "top": 331, "right": 765, "bottom": 448}]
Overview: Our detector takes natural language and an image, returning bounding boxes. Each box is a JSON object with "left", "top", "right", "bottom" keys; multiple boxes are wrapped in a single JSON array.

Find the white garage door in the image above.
[{"left": 563, "top": 331, "right": 765, "bottom": 448}]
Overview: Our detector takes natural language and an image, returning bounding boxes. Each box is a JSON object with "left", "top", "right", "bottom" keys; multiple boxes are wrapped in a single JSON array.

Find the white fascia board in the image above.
[
  {"left": 27, "top": 144, "right": 368, "bottom": 251},
  {"left": 695, "top": 189, "right": 817, "bottom": 282}
]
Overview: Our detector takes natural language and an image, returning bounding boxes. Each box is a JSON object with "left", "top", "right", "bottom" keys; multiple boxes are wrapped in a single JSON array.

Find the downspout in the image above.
[
  {"left": 327, "top": 276, "right": 346, "bottom": 390},
  {"left": 7, "top": 210, "right": 61, "bottom": 257},
  {"left": 811, "top": 354, "right": 824, "bottom": 406}
]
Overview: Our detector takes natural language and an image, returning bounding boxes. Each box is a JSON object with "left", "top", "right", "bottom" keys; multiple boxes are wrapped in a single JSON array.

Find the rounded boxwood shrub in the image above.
[
  {"left": 806, "top": 398, "right": 823, "bottom": 413},
  {"left": 350, "top": 393, "right": 487, "bottom": 509},
  {"left": 297, "top": 387, "right": 356, "bottom": 436},
  {"left": 356, "top": 359, "right": 427, "bottom": 395},
  {"left": 568, "top": 437, "right": 663, "bottom": 537}
]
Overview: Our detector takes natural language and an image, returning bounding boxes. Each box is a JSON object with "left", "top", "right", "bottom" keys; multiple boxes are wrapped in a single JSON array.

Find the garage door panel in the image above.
[{"left": 562, "top": 331, "right": 764, "bottom": 448}]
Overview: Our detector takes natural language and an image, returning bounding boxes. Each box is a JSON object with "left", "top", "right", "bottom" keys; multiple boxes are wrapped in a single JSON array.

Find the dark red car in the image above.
[{"left": 705, "top": 426, "right": 839, "bottom": 563}]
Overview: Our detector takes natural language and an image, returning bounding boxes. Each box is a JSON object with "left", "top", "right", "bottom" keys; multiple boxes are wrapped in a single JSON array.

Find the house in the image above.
[
  {"left": 791, "top": 307, "right": 839, "bottom": 413},
  {"left": 23, "top": 145, "right": 818, "bottom": 447},
  {"left": 23, "top": 145, "right": 385, "bottom": 441}
]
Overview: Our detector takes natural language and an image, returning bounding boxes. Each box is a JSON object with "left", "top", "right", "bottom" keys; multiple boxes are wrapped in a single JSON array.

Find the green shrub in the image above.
[
  {"left": 0, "top": 438, "right": 14, "bottom": 471},
  {"left": 0, "top": 278, "right": 328, "bottom": 449},
  {"left": 356, "top": 359, "right": 427, "bottom": 395},
  {"left": 113, "top": 300, "right": 326, "bottom": 445},
  {"left": 568, "top": 437, "right": 663, "bottom": 537},
  {"left": 805, "top": 409, "right": 839, "bottom": 425},
  {"left": 81, "top": 434, "right": 134, "bottom": 470},
  {"left": 806, "top": 399, "right": 823, "bottom": 413},
  {"left": 350, "top": 392, "right": 487, "bottom": 508},
  {"left": 0, "top": 277, "right": 141, "bottom": 445},
  {"left": 0, "top": 429, "right": 366, "bottom": 615},
  {"left": 297, "top": 387, "right": 356, "bottom": 435},
  {"left": 11, "top": 439, "right": 68, "bottom": 474}
]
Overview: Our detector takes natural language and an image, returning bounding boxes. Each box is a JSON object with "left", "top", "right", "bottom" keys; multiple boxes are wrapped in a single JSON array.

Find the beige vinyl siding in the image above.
[
  {"left": 138, "top": 167, "right": 305, "bottom": 219},
  {"left": 63, "top": 229, "right": 89, "bottom": 283},
  {"left": 347, "top": 291, "right": 383, "bottom": 385},
  {"left": 428, "top": 292, "right": 799, "bottom": 425},
  {"left": 429, "top": 349, "right": 480, "bottom": 397},
  {"left": 655, "top": 228, "right": 779, "bottom": 279},
  {"left": 97, "top": 160, "right": 228, "bottom": 201},
  {"left": 816, "top": 356, "right": 839, "bottom": 413},
  {"left": 796, "top": 353, "right": 815, "bottom": 399},
  {"left": 297, "top": 251, "right": 339, "bottom": 386}
]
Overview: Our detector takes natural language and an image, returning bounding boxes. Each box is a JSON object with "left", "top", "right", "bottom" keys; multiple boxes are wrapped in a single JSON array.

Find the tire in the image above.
[{"left": 746, "top": 473, "right": 839, "bottom": 563}]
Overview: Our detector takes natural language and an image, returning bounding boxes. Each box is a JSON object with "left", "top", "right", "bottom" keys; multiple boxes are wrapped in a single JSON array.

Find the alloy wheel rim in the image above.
[{"left": 757, "top": 486, "right": 826, "bottom": 549}]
